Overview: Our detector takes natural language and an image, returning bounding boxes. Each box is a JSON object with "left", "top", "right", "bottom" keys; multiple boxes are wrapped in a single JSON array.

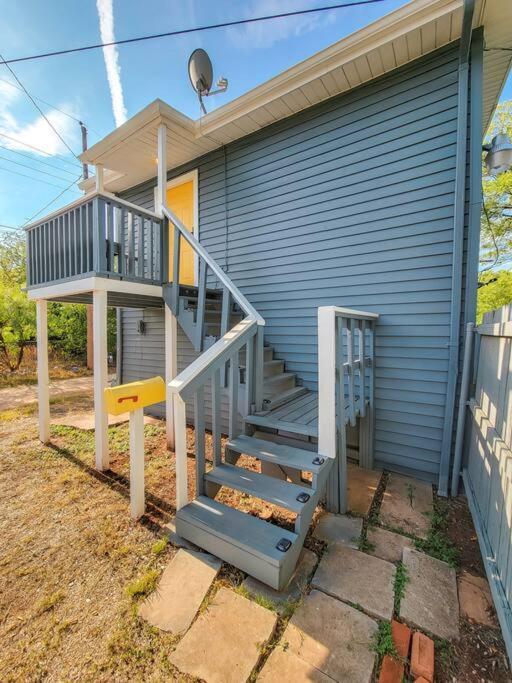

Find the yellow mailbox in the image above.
[
  {"left": 105, "top": 376, "right": 165, "bottom": 416},
  {"left": 104, "top": 376, "right": 165, "bottom": 520}
]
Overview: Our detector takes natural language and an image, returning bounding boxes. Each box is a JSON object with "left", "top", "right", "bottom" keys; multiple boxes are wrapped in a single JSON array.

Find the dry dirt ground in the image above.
[{"left": 0, "top": 394, "right": 510, "bottom": 681}]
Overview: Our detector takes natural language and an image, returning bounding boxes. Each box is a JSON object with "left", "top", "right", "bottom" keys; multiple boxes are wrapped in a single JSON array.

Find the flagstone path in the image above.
[{"left": 137, "top": 470, "right": 470, "bottom": 682}]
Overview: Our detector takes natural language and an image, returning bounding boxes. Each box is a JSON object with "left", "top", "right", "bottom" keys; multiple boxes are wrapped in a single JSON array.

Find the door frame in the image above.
[{"left": 155, "top": 168, "right": 199, "bottom": 285}]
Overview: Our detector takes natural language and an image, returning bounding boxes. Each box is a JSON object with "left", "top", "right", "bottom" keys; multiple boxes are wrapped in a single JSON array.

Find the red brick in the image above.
[
  {"left": 391, "top": 619, "right": 412, "bottom": 659},
  {"left": 414, "top": 678, "right": 431, "bottom": 683},
  {"left": 378, "top": 655, "right": 404, "bottom": 683},
  {"left": 411, "top": 632, "right": 435, "bottom": 682}
]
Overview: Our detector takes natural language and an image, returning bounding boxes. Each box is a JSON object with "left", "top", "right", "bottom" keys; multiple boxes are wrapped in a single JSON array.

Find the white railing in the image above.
[
  {"left": 318, "top": 306, "right": 379, "bottom": 512},
  {"left": 163, "top": 204, "right": 265, "bottom": 510}
]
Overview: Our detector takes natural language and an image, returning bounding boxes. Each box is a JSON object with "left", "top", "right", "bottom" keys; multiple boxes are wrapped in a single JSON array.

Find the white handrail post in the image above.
[
  {"left": 93, "top": 289, "right": 109, "bottom": 470},
  {"left": 36, "top": 299, "right": 50, "bottom": 444},
  {"left": 165, "top": 306, "right": 177, "bottom": 449},
  {"left": 129, "top": 407, "right": 145, "bottom": 519},
  {"left": 174, "top": 395, "right": 188, "bottom": 510},
  {"left": 318, "top": 307, "right": 337, "bottom": 461},
  {"left": 156, "top": 124, "right": 167, "bottom": 218}
]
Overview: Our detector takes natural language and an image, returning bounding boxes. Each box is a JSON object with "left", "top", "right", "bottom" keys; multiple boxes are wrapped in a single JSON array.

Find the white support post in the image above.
[
  {"left": 95, "top": 163, "right": 104, "bottom": 193},
  {"left": 36, "top": 300, "right": 50, "bottom": 444},
  {"left": 174, "top": 395, "right": 188, "bottom": 510},
  {"left": 129, "top": 407, "right": 145, "bottom": 519},
  {"left": 156, "top": 123, "right": 167, "bottom": 217},
  {"left": 318, "top": 307, "right": 337, "bottom": 461},
  {"left": 93, "top": 289, "right": 109, "bottom": 470},
  {"left": 165, "top": 306, "right": 177, "bottom": 449}
]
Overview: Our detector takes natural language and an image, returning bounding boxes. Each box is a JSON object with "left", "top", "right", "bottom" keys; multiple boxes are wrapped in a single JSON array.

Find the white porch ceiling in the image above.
[{"left": 81, "top": 0, "right": 511, "bottom": 194}]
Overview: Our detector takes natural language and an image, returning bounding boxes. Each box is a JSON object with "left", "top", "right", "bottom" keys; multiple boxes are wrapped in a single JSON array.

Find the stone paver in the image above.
[
  {"left": 380, "top": 474, "right": 433, "bottom": 539},
  {"left": 259, "top": 646, "right": 333, "bottom": 682},
  {"left": 458, "top": 570, "right": 497, "bottom": 627},
  {"left": 348, "top": 463, "right": 382, "bottom": 516},
  {"left": 313, "top": 513, "right": 362, "bottom": 548},
  {"left": 284, "top": 589, "right": 378, "bottom": 683},
  {"left": 400, "top": 547, "right": 459, "bottom": 640},
  {"left": 170, "top": 587, "right": 276, "bottom": 683},
  {"left": 367, "top": 526, "right": 414, "bottom": 563},
  {"left": 312, "top": 543, "right": 395, "bottom": 620},
  {"left": 138, "top": 549, "right": 220, "bottom": 634},
  {"left": 241, "top": 549, "right": 317, "bottom": 613}
]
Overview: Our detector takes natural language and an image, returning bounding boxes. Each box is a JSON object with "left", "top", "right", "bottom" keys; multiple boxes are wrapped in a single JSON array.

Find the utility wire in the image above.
[
  {"left": 0, "top": 52, "right": 78, "bottom": 157},
  {"left": 0, "top": 223, "right": 23, "bottom": 232},
  {"left": 0, "top": 1, "right": 387, "bottom": 65},
  {"left": 0, "top": 77, "right": 102, "bottom": 137},
  {"left": 0, "top": 153, "right": 78, "bottom": 183},
  {"left": 0, "top": 164, "right": 81, "bottom": 190},
  {"left": 21, "top": 175, "right": 83, "bottom": 226},
  {"left": 0, "top": 144, "right": 78, "bottom": 176},
  {"left": 0, "top": 132, "right": 80, "bottom": 167}
]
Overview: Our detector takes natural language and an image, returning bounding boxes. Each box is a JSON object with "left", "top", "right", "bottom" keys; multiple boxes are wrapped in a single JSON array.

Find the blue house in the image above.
[{"left": 25, "top": 0, "right": 512, "bottom": 589}]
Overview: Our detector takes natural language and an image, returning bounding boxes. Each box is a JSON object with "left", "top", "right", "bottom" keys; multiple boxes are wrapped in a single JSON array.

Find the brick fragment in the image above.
[
  {"left": 414, "top": 678, "right": 431, "bottom": 683},
  {"left": 411, "top": 631, "right": 435, "bottom": 682},
  {"left": 378, "top": 655, "right": 404, "bottom": 683},
  {"left": 391, "top": 619, "right": 411, "bottom": 658}
]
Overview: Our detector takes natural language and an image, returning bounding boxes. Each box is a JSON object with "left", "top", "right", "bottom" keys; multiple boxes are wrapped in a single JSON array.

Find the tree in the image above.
[
  {"left": 477, "top": 270, "right": 512, "bottom": 323},
  {"left": 0, "top": 282, "right": 35, "bottom": 371}
]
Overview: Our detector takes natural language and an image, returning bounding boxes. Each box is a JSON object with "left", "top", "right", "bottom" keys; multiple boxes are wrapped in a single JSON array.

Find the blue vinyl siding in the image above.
[{"left": 121, "top": 41, "right": 476, "bottom": 481}]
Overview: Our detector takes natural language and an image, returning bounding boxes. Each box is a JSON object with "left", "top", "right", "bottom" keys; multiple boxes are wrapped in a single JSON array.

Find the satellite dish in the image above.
[{"left": 188, "top": 48, "right": 228, "bottom": 115}]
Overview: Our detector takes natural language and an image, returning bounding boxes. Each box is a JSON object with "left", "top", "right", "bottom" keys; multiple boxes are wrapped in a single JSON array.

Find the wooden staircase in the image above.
[{"left": 163, "top": 282, "right": 330, "bottom": 590}]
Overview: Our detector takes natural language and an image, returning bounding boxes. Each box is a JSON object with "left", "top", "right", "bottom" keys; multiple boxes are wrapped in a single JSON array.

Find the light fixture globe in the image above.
[{"left": 484, "top": 134, "right": 512, "bottom": 176}]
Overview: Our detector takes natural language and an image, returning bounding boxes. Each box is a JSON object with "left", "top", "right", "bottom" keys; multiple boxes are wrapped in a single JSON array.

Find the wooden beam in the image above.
[
  {"left": 156, "top": 123, "right": 167, "bottom": 217},
  {"left": 165, "top": 305, "right": 177, "bottom": 449},
  {"left": 129, "top": 407, "right": 145, "bottom": 519},
  {"left": 93, "top": 289, "right": 109, "bottom": 470},
  {"left": 36, "top": 300, "right": 50, "bottom": 444}
]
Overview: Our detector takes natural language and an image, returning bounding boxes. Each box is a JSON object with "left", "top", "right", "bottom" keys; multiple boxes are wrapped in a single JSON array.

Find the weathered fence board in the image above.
[{"left": 463, "top": 304, "right": 512, "bottom": 662}]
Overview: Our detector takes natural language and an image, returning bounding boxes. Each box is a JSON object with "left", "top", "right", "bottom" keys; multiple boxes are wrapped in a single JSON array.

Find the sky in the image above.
[{"left": 0, "top": 0, "right": 511, "bottom": 231}]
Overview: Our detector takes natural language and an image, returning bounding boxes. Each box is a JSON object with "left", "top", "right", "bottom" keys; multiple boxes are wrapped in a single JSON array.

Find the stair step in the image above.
[
  {"left": 204, "top": 463, "right": 313, "bottom": 513},
  {"left": 175, "top": 496, "right": 299, "bottom": 589},
  {"left": 263, "top": 386, "right": 308, "bottom": 410},
  {"left": 226, "top": 434, "right": 327, "bottom": 474},
  {"left": 263, "top": 360, "right": 285, "bottom": 377},
  {"left": 263, "top": 372, "right": 296, "bottom": 398},
  {"left": 246, "top": 413, "right": 317, "bottom": 438}
]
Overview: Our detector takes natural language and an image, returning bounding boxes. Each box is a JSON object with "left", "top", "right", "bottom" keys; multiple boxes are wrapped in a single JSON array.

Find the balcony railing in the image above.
[{"left": 26, "top": 192, "right": 164, "bottom": 289}]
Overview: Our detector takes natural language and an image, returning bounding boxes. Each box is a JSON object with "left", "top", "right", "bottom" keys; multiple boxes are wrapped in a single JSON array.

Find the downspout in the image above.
[{"left": 438, "top": 0, "right": 475, "bottom": 497}]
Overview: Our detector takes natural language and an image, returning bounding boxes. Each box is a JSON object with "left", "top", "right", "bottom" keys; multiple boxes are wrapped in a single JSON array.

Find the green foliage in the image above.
[
  {"left": 125, "top": 569, "right": 160, "bottom": 599},
  {"left": 477, "top": 270, "right": 512, "bottom": 323},
  {"left": 151, "top": 537, "right": 168, "bottom": 555},
  {"left": 414, "top": 499, "right": 458, "bottom": 567},
  {"left": 372, "top": 620, "right": 397, "bottom": 658},
  {"left": 393, "top": 561, "right": 409, "bottom": 614},
  {"left": 0, "top": 281, "right": 36, "bottom": 370}
]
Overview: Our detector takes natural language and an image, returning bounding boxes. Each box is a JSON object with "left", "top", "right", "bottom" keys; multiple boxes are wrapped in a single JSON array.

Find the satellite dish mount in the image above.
[{"left": 188, "top": 48, "right": 228, "bottom": 115}]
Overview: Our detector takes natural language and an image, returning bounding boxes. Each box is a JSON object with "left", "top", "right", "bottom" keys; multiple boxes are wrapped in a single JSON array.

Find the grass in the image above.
[
  {"left": 393, "top": 561, "right": 409, "bottom": 614},
  {"left": 35, "top": 590, "right": 66, "bottom": 615},
  {"left": 414, "top": 498, "right": 459, "bottom": 567},
  {"left": 372, "top": 620, "right": 397, "bottom": 659},
  {"left": 151, "top": 537, "right": 168, "bottom": 555},
  {"left": 125, "top": 569, "right": 161, "bottom": 599}
]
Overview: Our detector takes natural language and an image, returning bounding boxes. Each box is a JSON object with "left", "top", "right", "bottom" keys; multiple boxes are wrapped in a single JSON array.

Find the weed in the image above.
[
  {"left": 151, "top": 537, "right": 168, "bottom": 555},
  {"left": 436, "top": 638, "right": 454, "bottom": 670},
  {"left": 406, "top": 483, "right": 416, "bottom": 507},
  {"left": 393, "top": 561, "right": 409, "bottom": 614},
  {"left": 35, "top": 590, "right": 65, "bottom": 615},
  {"left": 415, "top": 499, "right": 458, "bottom": 567},
  {"left": 235, "top": 585, "right": 277, "bottom": 612},
  {"left": 372, "top": 620, "right": 397, "bottom": 658},
  {"left": 125, "top": 569, "right": 160, "bottom": 599},
  {"left": 358, "top": 534, "right": 376, "bottom": 553}
]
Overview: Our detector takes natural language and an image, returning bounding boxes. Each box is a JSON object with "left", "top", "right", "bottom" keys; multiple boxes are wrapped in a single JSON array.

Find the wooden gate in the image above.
[{"left": 463, "top": 304, "right": 512, "bottom": 660}]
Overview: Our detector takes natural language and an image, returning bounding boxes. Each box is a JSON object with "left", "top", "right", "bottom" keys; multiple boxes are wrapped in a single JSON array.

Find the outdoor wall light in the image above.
[{"left": 483, "top": 134, "right": 512, "bottom": 176}]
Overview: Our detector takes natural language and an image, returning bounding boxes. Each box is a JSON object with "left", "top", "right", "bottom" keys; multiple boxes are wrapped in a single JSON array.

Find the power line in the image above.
[
  {"left": 0, "top": 153, "right": 78, "bottom": 183},
  {"left": 0, "top": 163, "right": 81, "bottom": 190},
  {"left": 0, "top": 144, "right": 78, "bottom": 176},
  {"left": 22, "top": 175, "right": 83, "bottom": 226},
  {"left": 0, "top": 77, "right": 104, "bottom": 139},
  {"left": 0, "top": 1, "right": 387, "bottom": 65},
  {"left": 0, "top": 132, "right": 80, "bottom": 168},
  {"left": 0, "top": 52, "right": 78, "bottom": 157},
  {"left": 0, "top": 223, "right": 23, "bottom": 232}
]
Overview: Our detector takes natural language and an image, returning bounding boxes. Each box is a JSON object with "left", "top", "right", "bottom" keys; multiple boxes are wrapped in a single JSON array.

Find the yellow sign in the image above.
[{"left": 104, "top": 376, "right": 165, "bottom": 416}]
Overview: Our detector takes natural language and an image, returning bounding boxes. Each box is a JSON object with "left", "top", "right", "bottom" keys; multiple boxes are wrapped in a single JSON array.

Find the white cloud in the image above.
[
  {"left": 228, "top": 0, "right": 336, "bottom": 50},
  {"left": 0, "top": 81, "right": 78, "bottom": 157},
  {"left": 96, "top": 0, "right": 127, "bottom": 128}
]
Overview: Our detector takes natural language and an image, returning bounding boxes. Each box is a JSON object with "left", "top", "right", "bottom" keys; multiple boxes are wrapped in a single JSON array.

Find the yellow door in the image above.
[{"left": 167, "top": 180, "right": 195, "bottom": 285}]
